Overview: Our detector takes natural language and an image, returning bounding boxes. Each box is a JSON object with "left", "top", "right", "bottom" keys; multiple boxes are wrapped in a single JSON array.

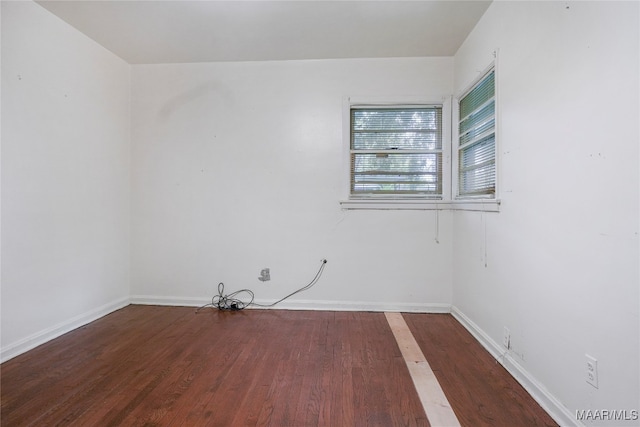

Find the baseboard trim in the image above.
[
  {"left": 130, "top": 295, "right": 206, "bottom": 307},
  {"left": 130, "top": 295, "right": 452, "bottom": 313},
  {"left": 450, "top": 306, "right": 580, "bottom": 427},
  {"left": 1, "top": 297, "right": 130, "bottom": 363}
]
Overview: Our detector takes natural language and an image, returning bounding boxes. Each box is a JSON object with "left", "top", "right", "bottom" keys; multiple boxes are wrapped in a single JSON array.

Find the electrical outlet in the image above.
[
  {"left": 503, "top": 327, "right": 510, "bottom": 349},
  {"left": 258, "top": 268, "right": 270, "bottom": 282},
  {"left": 586, "top": 354, "right": 598, "bottom": 388}
]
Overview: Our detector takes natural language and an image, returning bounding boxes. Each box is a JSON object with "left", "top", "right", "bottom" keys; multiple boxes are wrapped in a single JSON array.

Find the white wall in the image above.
[
  {"left": 1, "top": 1, "right": 131, "bottom": 361},
  {"left": 130, "top": 58, "right": 454, "bottom": 310},
  {"left": 452, "top": 2, "right": 639, "bottom": 425}
]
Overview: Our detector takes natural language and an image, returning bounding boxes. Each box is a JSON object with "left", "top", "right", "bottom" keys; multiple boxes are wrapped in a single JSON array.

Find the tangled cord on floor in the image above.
[{"left": 195, "top": 259, "right": 327, "bottom": 312}]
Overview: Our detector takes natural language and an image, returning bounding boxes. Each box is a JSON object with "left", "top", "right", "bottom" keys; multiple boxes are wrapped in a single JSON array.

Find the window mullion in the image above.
[{"left": 351, "top": 149, "right": 442, "bottom": 155}]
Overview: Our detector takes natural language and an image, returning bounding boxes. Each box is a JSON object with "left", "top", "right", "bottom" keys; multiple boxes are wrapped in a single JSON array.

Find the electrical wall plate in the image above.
[
  {"left": 258, "top": 268, "right": 270, "bottom": 282},
  {"left": 586, "top": 354, "right": 598, "bottom": 388}
]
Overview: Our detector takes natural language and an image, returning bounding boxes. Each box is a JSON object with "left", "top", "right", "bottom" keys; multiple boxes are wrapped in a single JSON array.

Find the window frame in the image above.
[
  {"left": 340, "top": 85, "right": 500, "bottom": 212},
  {"left": 453, "top": 63, "right": 498, "bottom": 201},
  {"left": 341, "top": 96, "right": 452, "bottom": 208}
]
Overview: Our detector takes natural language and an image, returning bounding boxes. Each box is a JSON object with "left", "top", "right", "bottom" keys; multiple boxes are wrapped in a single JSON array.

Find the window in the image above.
[
  {"left": 457, "top": 69, "right": 496, "bottom": 198},
  {"left": 350, "top": 106, "right": 443, "bottom": 198}
]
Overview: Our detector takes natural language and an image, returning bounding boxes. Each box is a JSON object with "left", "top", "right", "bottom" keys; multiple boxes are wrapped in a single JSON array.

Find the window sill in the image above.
[{"left": 339, "top": 198, "right": 500, "bottom": 212}]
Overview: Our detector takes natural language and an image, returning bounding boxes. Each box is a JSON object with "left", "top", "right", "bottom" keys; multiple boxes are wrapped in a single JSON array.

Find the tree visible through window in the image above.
[{"left": 350, "top": 107, "right": 443, "bottom": 198}]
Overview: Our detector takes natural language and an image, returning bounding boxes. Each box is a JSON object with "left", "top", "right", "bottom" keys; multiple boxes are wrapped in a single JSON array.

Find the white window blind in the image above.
[
  {"left": 350, "top": 107, "right": 442, "bottom": 198},
  {"left": 458, "top": 70, "right": 496, "bottom": 197}
]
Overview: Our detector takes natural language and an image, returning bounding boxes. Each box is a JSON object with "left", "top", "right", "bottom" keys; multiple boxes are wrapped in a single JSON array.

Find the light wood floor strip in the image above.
[{"left": 385, "top": 312, "right": 461, "bottom": 427}]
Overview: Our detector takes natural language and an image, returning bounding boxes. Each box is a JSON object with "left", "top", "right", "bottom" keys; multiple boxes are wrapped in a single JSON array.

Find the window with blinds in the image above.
[
  {"left": 350, "top": 107, "right": 443, "bottom": 198},
  {"left": 458, "top": 69, "right": 496, "bottom": 197}
]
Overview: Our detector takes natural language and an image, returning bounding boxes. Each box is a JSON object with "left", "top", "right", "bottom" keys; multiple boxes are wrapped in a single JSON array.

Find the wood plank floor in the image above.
[
  {"left": 404, "top": 313, "right": 557, "bottom": 427},
  {"left": 1, "top": 306, "right": 557, "bottom": 426}
]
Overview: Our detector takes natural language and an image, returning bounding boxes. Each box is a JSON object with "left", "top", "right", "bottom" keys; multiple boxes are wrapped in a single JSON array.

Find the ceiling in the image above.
[{"left": 36, "top": 0, "right": 492, "bottom": 64}]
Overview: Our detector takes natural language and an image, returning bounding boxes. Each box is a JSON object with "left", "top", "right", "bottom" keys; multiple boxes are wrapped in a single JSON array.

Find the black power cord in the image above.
[
  {"left": 198, "top": 282, "right": 255, "bottom": 311},
  {"left": 196, "top": 259, "right": 327, "bottom": 312}
]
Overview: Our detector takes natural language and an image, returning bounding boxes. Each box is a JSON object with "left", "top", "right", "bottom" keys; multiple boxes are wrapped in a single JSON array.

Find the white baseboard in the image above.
[
  {"left": 1, "top": 297, "right": 130, "bottom": 363},
  {"left": 450, "top": 306, "right": 581, "bottom": 427},
  {"left": 129, "top": 295, "right": 207, "bottom": 307},
  {"left": 130, "top": 294, "right": 452, "bottom": 313}
]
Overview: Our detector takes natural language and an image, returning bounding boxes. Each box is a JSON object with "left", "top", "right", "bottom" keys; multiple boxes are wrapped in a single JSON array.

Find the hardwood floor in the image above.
[
  {"left": 404, "top": 313, "right": 557, "bottom": 427},
  {"left": 1, "top": 306, "right": 557, "bottom": 426}
]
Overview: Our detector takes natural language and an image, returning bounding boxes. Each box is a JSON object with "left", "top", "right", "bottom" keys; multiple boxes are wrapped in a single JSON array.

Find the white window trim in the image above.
[
  {"left": 453, "top": 55, "right": 499, "bottom": 202},
  {"left": 340, "top": 95, "right": 500, "bottom": 212},
  {"left": 339, "top": 198, "right": 500, "bottom": 212},
  {"left": 342, "top": 95, "right": 452, "bottom": 203}
]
